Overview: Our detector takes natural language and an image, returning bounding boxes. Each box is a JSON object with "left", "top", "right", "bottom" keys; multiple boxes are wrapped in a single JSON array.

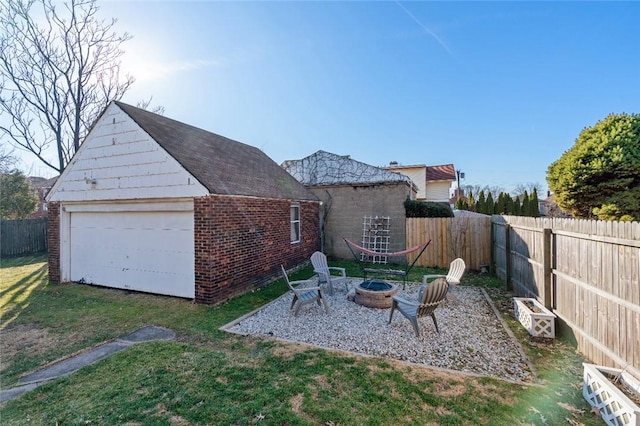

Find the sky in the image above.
[{"left": 13, "top": 0, "right": 640, "bottom": 196}]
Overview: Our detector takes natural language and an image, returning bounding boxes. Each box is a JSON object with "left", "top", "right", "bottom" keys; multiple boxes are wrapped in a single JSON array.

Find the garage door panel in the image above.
[{"left": 69, "top": 210, "right": 194, "bottom": 298}]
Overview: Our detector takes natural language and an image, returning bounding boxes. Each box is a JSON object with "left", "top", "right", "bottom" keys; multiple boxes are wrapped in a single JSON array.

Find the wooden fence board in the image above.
[
  {"left": 1, "top": 218, "right": 48, "bottom": 257},
  {"left": 406, "top": 217, "right": 491, "bottom": 270},
  {"left": 492, "top": 215, "right": 640, "bottom": 378}
]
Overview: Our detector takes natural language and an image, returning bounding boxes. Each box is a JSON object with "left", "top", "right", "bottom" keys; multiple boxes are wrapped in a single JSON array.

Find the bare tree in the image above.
[
  {"left": 484, "top": 185, "right": 505, "bottom": 199},
  {"left": 512, "top": 182, "right": 542, "bottom": 199},
  {"left": 0, "top": 0, "right": 134, "bottom": 173},
  {"left": 137, "top": 96, "right": 165, "bottom": 116},
  {"left": 461, "top": 184, "right": 483, "bottom": 199},
  {"left": 461, "top": 184, "right": 504, "bottom": 199}
]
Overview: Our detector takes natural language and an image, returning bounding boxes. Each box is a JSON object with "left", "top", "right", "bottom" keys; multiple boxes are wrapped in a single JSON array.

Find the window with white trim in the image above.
[{"left": 290, "top": 204, "right": 300, "bottom": 243}]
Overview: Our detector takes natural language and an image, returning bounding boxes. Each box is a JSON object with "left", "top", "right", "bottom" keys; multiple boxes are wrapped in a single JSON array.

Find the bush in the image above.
[{"left": 404, "top": 198, "right": 454, "bottom": 218}]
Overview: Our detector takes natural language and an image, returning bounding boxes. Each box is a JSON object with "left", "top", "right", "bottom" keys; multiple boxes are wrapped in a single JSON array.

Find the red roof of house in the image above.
[{"left": 427, "top": 164, "right": 455, "bottom": 181}]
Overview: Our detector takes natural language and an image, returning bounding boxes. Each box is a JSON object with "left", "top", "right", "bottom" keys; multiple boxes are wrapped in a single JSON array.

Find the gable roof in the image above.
[
  {"left": 427, "top": 164, "right": 456, "bottom": 181},
  {"left": 385, "top": 163, "right": 456, "bottom": 182},
  {"left": 28, "top": 176, "right": 58, "bottom": 190},
  {"left": 281, "top": 150, "right": 412, "bottom": 186},
  {"left": 115, "top": 102, "right": 316, "bottom": 201}
]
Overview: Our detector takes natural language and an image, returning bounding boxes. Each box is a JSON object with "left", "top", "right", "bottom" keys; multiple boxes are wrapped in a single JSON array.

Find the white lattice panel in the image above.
[
  {"left": 583, "top": 363, "right": 640, "bottom": 426},
  {"left": 513, "top": 298, "right": 556, "bottom": 338},
  {"left": 361, "top": 216, "right": 390, "bottom": 264}
]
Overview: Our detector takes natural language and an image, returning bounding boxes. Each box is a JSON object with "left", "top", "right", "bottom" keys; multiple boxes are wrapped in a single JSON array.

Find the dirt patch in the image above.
[
  {"left": 313, "top": 374, "right": 330, "bottom": 390},
  {"left": 290, "top": 393, "right": 303, "bottom": 413},
  {"left": 0, "top": 324, "right": 58, "bottom": 372},
  {"left": 270, "top": 341, "right": 312, "bottom": 359},
  {"left": 431, "top": 381, "right": 468, "bottom": 397}
]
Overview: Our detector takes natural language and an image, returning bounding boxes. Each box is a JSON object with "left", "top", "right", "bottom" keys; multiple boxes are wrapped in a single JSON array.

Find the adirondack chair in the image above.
[
  {"left": 310, "top": 251, "right": 349, "bottom": 296},
  {"left": 281, "top": 265, "right": 329, "bottom": 316},
  {"left": 422, "top": 258, "right": 466, "bottom": 287},
  {"left": 388, "top": 277, "right": 449, "bottom": 337}
]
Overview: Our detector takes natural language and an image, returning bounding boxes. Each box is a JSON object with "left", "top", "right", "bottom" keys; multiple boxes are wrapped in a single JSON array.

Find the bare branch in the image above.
[
  {"left": 137, "top": 96, "right": 165, "bottom": 115},
  {"left": 0, "top": 0, "right": 133, "bottom": 173}
]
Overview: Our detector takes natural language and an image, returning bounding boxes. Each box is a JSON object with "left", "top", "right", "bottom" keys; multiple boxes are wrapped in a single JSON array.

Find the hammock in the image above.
[{"left": 343, "top": 238, "right": 431, "bottom": 288}]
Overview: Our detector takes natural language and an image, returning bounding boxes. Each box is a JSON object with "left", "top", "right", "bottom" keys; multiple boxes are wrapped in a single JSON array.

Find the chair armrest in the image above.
[
  {"left": 391, "top": 295, "right": 415, "bottom": 306},
  {"left": 290, "top": 279, "right": 318, "bottom": 288},
  {"left": 327, "top": 267, "right": 347, "bottom": 277},
  {"left": 292, "top": 285, "right": 321, "bottom": 294},
  {"left": 422, "top": 274, "right": 445, "bottom": 284}
]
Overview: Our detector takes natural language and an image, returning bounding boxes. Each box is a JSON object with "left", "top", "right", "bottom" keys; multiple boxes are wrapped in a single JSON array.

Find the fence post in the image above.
[
  {"left": 543, "top": 228, "right": 552, "bottom": 309},
  {"left": 490, "top": 219, "right": 495, "bottom": 274},
  {"left": 505, "top": 223, "right": 512, "bottom": 291}
]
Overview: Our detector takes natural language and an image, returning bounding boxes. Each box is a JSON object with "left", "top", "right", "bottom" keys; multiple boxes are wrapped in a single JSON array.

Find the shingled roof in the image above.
[
  {"left": 115, "top": 102, "right": 317, "bottom": 201},
  {"left": 427, "top": 164, "right": 456, "bottom": 181}
]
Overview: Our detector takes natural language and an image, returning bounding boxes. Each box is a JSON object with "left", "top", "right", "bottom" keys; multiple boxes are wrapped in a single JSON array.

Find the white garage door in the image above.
[{"left": 68, "top": 209, "right": 194, "bottom": 298}]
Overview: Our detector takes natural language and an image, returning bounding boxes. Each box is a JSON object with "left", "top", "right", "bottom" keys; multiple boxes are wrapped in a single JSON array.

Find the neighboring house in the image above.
[
  {"left": 28, "top": 176, "right": 58, "bottom": 219},
  {"left": 282, "top": 150, "right": 417, "bottom": 260},
  {"left": 46, "top": 101, "right": 319, "bottom": 304},
  {"left": 539, "top": 192, "right": 572, "bottom": 218},
  {"left": 384, "top": 162, "right": 456, "bottom": 204},
  {"left": 449, "top": 188, "right": 465, "bottom": 207}
]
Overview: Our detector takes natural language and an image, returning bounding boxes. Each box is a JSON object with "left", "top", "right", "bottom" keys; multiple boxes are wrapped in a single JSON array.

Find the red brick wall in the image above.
[
  {"left": 194, "top": 195, "right": 320, "bottom": 304},
  {"left": 47, "top": 202, "right": 61, "bottom": 283}
]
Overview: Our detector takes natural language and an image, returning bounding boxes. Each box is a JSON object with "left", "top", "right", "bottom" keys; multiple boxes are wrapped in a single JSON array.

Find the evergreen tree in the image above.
[
  {"left": 0, "top": 170, "right": 38, "bottom": 219},
  {"left": 522, "top": 191, "right": 530, "bottom": 217},
  {"left": 476, "top": 191, "right": 487, "bottom": 214},
  {"left": 547, "top": 113, "right": 640, "bottom": 220},
  {"left": 455, "top": 197, "right": 466, "bottom": 210},
  {"left": 500, "top": 193, "right": 508, "bottom": 214},
  {"left": 505, "top": 194, "right": 515, "bottom": 215},
  {"left": 530, "top": 188, "right": 540, "bottom": 217},
  {"left": 486, "top": 192, "right": 495, "bottom": 215},
  {"left": 467, "top": 191, "right": 476, "bottom": 212},
  {"left": 513, "top": 197, "right": 521, "bottom": 215}
]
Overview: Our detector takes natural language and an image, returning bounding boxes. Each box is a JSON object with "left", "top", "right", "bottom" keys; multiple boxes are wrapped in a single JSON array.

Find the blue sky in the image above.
[{"left": 21, "top": 1, "right": 640, "bottom": 195}]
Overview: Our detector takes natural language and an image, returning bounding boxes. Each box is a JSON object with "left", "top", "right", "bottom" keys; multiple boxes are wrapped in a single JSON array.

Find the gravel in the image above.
[{"left": 226, "top": 279, "right": 533, "bottom": 382}]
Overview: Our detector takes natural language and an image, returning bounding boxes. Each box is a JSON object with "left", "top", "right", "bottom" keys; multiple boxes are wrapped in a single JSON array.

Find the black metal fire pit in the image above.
[{"left": 359, "top": 279, "right": 394, "bottom": 291}]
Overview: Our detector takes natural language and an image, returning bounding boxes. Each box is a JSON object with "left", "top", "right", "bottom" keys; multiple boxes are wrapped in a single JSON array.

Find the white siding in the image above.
[
  {"left": 390, "top": 167, "right": 426, "bottom": 199},
  {"left": 48, "top": 103, "right": 208, "bottom": 202},
  {"left": 425, "top": 181, "right": 452, "bottom": 203}
]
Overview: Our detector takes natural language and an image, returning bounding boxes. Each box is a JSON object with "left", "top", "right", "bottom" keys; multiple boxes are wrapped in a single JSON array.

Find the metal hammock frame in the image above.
[{"left": 343, "top": 238, "right": 432, "bottom": 289}]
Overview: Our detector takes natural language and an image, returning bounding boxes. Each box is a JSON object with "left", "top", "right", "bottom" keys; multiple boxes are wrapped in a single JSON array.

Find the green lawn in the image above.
[{"left": 0, "top": 255, "right": 602, "bottom": 425}]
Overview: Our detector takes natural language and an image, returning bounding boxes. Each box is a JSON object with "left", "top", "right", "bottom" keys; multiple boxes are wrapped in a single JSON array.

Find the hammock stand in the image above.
[{"left": 343, "top": 238, "right": 431, "bottom": 289}]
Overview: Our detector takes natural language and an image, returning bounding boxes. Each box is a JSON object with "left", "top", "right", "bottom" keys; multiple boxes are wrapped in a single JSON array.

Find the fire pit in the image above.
[{"left": 354, "top": 279, "right": 398, "bottom": 309}]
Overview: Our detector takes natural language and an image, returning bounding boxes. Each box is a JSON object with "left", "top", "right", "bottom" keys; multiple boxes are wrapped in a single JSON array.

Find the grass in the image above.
[{"left": 0, "top": 255, "right": 603, "bottom": 425}]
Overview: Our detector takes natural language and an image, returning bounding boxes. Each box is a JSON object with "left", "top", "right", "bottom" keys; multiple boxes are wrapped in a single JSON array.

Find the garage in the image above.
[
  {"left": 47, "top": 101, "right": 320, "bottom": 304},
  {"left": 62, "top": 203, "right": 195, "bottom": 298}
]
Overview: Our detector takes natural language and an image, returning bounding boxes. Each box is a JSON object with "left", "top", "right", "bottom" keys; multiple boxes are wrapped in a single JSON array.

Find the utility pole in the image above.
[{"left": 456, "top": 169, "right": 465, "bottom": 202}]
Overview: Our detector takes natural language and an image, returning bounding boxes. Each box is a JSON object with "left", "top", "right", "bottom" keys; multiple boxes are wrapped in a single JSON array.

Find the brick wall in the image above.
[
  {"left": 310, "top": 182, "right": 415, "bottom": 260},
  {"left": 47, "top": 202, "right": 60, "bottom": 283},
  {"left": 194, "top": 195, "right": 320, "bottom": 304}
]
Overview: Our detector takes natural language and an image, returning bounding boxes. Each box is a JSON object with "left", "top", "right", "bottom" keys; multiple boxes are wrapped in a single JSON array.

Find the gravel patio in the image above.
[{"left": 224, "top": 279, "right": 534, "bottom": 383}]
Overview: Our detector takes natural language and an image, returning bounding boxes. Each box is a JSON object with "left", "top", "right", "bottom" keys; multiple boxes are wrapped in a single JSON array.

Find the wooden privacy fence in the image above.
[
  {"left": 1, "top": 218, "right": 48, "bottom": 257},
  {"left": 492, "top": 215, "right": 640, "bottom": 378},
  {"left": 405, "top": 217, "right": 491, "bottom": 270}
]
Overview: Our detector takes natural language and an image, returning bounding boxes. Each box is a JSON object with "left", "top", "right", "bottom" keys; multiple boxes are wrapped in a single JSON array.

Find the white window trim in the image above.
[{"left": 290, "top": 203, "right": 300, "bottom": 244}]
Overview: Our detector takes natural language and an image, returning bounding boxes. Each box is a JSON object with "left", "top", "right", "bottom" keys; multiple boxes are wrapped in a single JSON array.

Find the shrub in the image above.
[{"left": 404, "top": 198, "right": 454, "bottom": 218}]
